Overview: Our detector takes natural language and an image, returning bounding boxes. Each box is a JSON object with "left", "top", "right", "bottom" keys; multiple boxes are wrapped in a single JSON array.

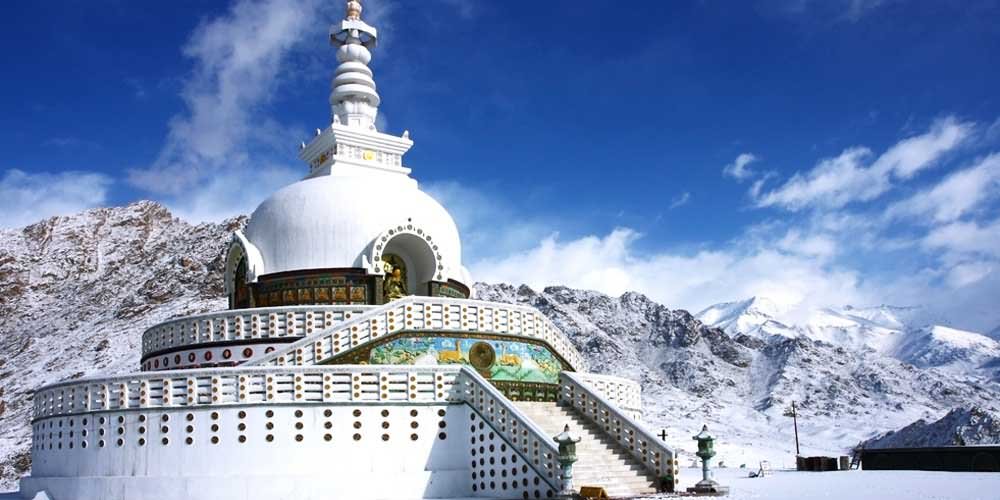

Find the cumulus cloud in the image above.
[
  {"left": 126, "top": 0, "right": 327, "bottom": 221},
  {"left": 755, "top": 117, "right": 972, "bottom": 210},
  {"left": 723, "top": 153, "right": 758, "bottom": 181},
  {"left": 470, "top": 227, "right": 867, "bottom": 323},
  {"left": 923, "top": 219, "right": 1000, "bottom": 259},
  {"left": 0, "top": 169, "right": 112, "bottom": 228},
  {"left": 885, "top": 153, "right": 1000, "bottom": 224}
]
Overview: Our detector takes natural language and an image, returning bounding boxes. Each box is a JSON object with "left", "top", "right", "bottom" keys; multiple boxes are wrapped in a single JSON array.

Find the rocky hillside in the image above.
[
  {"left": 476, "top": 284, "right": 1000, "bottom": 467},
  {"left": 2, "top": 203, "right": 999, "bottom": 488},
  {"left": 0, "top": 202, "right": 241, "bottom": 488},
  {"left": 697, "top": 298, "right": 1000, "bottom": 381},
  {"left": 863, "top": 407, "right": 1000, "bottom": 448}
]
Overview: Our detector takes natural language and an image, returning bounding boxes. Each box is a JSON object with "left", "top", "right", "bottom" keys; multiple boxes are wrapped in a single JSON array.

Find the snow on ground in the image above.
[{"left": 645, "top": 467, "right": 1000, "bottom": 500}]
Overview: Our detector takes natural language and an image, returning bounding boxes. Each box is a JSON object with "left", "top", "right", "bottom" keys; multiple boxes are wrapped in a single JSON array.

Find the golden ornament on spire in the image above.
[{"left": 346, "top": 0, "right": 362, "bottom": 20}]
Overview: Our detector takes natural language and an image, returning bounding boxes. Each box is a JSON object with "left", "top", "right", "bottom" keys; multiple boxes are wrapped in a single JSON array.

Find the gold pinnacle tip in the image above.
[{"left": 346, "top": 0, "right": 362, "bottom": 21}]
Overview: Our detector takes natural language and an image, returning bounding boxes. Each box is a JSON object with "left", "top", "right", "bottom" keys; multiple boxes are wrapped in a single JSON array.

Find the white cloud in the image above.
[
  {"left": 0, "top": 169, "right": 112, "bottom": 228},
  {"left": 886, "top": 153, "right": 1000, "bottom": 223},
  {"left": 922, "top": 219, "right": 1000, "bottom": 259},
  {"left": 723, "top": 153, "right": 758, "bottom": 181},
  {"left": 424, "top": 180, "right": 554, "bottom": 262},
  {"left": 776, "top": 230, "right": 838, "bottom": 259},
  {"left": 124, "top": 0, "right": 326, "bottom": 221},
  {"left": 944, "top": 261, "right": 993, "bottom": 288},
  {"left": 471, "top": 227, "right": 867, "bottom": 323},
  {"left": 669, "top": 192, "right": 691, "bottom": 209},
  {"left": 755, "top": 117, "right": 972, "bottom": 210},
  {"left": 125, "top": 0, "right": 478, "bottom": 223}
]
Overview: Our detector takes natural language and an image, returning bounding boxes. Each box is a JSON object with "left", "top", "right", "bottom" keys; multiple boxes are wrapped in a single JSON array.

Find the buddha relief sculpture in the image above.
[{"left": 382, "top": 254, "right": 409, "bottom": 302}]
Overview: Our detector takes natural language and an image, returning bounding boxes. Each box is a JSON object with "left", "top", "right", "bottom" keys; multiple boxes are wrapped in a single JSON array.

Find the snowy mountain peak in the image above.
[
  {"left": 695, "top": 296, "right": 788, "bottom": 337},
  {"left": 697, "top": 296, "right": 999, "bottom": 379},
  {"left": 891, "top": 325, "right": 1000, "bottom": 373},
  {"left": 816, "top": 304, "right": 924, "bottom": 331}
]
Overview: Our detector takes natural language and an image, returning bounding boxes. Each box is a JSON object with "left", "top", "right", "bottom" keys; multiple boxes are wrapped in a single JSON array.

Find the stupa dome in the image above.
[{"left": 243, "top": 172, "right": 466, "bottom": 286}]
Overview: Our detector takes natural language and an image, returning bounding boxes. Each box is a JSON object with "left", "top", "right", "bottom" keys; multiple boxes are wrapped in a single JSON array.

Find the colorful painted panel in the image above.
[{"left": 369, "top": 337, "right": 562, "bottom": 384}]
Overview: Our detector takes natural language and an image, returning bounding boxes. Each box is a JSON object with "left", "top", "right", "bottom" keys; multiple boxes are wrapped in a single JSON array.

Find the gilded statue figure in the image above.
[{"left": 382, "top": 255, "right": 408, "bottom": 302}]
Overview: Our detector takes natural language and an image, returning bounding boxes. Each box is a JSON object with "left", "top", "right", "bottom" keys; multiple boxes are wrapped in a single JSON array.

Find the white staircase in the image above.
[{"left": 516, "top": 402, "right": 659, "bottom": 498}]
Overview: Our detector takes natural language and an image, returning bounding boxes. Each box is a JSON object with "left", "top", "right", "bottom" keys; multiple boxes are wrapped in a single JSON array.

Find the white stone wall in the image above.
[{"left": 26, "top": 402, "right": 563, "bottom": 500}]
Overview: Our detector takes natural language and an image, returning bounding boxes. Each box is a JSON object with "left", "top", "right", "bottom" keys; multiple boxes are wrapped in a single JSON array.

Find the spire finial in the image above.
[
  {"left": 329, "top": 0, "right": 380, "bottom": 129},
  {"left": 346, "top": 0, "right": 362, "bottom": 21}
]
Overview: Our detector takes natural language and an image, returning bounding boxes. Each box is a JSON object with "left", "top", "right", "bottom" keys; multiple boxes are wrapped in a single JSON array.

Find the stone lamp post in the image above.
[
  {"left": 554, "top": 424, "right": 582, "bottom": 498},
  {"left": 687, "top": 425, "right": 729, "bottom": 496}
]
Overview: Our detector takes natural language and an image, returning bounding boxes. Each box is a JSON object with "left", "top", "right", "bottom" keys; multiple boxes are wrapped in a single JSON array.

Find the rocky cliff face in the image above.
[
  {"left": 1, "top": 203, "right": 998, "bottom": 489},
  {"left": 0, "top": 202, "right": 241, "bottom": 488}
]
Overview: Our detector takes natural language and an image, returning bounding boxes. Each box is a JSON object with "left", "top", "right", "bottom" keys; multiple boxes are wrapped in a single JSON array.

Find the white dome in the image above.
[{"left": 244, "top": 173, "right": 465, "bottom": 286}]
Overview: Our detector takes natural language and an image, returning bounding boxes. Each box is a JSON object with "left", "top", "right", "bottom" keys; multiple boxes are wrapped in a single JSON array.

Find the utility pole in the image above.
[{"left": 783, "top": 401, "right": 800, "bottom": 456}]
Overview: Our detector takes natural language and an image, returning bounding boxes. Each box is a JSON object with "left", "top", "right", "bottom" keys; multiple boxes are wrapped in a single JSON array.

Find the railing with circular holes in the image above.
[
  {"left": 32, "top": 365, "right": 464, "bottom": 420},
  {"left": 141, "top": 305, "right": 373, "bottom": 358},
  {"left": 454, "top": 367, "right": 563, "bottom": 493},
  {"left": 571, "top": 372, "right": 643, "bottom": 420},
  {"left": 559, "top": 371, "right": 678, "bottom": 486},
  {"left": 250, "top": 296, "right": 588, "bottom": 372},
  {"left": 30, "top": 365, "right": 566, "bottom": 494}
]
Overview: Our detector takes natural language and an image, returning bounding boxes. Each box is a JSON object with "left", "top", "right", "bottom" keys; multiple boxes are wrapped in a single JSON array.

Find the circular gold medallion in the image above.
[
  {"left": 362, "top": 150, "right": 376, "bottom": 161},
  {"left": 468, "top": 341, "right": 496, "bottom": 372}
]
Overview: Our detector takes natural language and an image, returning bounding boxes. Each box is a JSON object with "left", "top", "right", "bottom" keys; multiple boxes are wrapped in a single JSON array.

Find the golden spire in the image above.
[{"left": 346, "top": 0, "right": 362, "bottom": 21}]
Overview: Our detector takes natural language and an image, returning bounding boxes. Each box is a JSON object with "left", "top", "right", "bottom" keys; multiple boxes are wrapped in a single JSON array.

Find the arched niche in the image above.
[
  {"left": 369, "top": 224, "right": 443, "bottom": 297},
  {"left": 224, "top": 231, "right": 265, "bottom": 308}
]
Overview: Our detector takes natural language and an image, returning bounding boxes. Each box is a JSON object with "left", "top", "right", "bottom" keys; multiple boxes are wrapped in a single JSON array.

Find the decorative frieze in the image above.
[{"left": 308, "top": 143, "right": 403, "bottom": 170}]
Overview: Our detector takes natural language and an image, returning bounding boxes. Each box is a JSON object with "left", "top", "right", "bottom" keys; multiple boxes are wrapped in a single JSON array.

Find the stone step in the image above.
[
  {"left": 574, "top": 466, "right": 651, "bottom": 477},
  {"left": 575, "top": 474, "right": 656, "bottom": 485},
  {"left": 574, "top": 462, "right": 650, "bottom": 472},
  {"left": 513, "top": 402, "right": 663, "bottom": 498}
]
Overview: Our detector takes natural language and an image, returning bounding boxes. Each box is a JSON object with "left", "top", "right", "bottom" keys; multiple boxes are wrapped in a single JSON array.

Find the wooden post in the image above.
[{"left": 792, "top": 401, "right": 800, "bottom": 456}]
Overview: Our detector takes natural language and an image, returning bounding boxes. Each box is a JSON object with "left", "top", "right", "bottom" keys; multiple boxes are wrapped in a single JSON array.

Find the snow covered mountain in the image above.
[
  {"left": 863, "top": 407, "right": 1000, "bottom": 449},
  {"left": 1, "top": 202, "right": 999, "bottom": 489},
  {"left": 697, "top": 298, "right": 1000, "bottom": 380},
  {"left": 0, "top": 202, "right": 239, "bottom": 489},
  {"left": 693, "top": 297, "right": 794, "bottom": 339},
  {"left": 477, "top": 284, "right": 1000, "bottom": 467}
]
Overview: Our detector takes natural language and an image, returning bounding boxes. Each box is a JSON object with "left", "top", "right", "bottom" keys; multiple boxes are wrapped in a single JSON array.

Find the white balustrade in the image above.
[
  {"left": 30, "top": 365, "right": 566, "bottom": 496},
  {"left": 559, "top": 371, "right": 678, "bottom": 485},
  {"left": 32, "top": 366, "right": 463, "bottom": 420},
  {"left": 141, "top": 305, "right": 371, "bottom": 357},
  {"left": 251, "top": 296, "right": 587, "bottom": 372},
  {"left": 453, "top": 367, "right": 563, "bottom": 493},
  {"left": 572, "top": 372, "right": 643, "bottom": 418}
]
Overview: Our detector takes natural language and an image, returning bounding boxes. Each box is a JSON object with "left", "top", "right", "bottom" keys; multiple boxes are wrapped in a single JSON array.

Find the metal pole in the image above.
[{"left": 792, "top": 401, "right": 800, "bottom": 456}]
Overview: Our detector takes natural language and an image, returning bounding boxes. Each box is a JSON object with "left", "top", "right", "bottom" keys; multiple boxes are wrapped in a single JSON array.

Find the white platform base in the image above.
[{"left": 19, "top": 471, "right": 472, "bottom": 500}]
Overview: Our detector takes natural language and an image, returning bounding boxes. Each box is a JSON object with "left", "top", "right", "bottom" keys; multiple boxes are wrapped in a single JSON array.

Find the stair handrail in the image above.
[
  {"left": 248, "top": 296, "right": 587, "bottom": 371},
  {"left": 455, "top": 366, "right": 564, "bottom": 493},
  {"left": 559, "top": 371, "right": 678, "bottom": 485},
  {"left": 251, "top": 298, "right": 409, "bottom": 367}
]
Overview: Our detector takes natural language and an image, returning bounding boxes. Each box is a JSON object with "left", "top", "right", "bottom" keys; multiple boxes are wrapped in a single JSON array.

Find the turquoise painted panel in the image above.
[{"left": 369, "top": 336, "right": 561, "bottom": 384}]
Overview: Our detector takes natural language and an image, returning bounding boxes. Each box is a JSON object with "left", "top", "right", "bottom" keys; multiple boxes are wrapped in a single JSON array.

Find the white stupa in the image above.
[{"left": 16, "top": 3, "right": 676, "bottom": 499}]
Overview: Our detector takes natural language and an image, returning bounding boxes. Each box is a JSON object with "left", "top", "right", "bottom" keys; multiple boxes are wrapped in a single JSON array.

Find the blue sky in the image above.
[{"left": 2, "top": 0, "right": 999, "bottom": 330}]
